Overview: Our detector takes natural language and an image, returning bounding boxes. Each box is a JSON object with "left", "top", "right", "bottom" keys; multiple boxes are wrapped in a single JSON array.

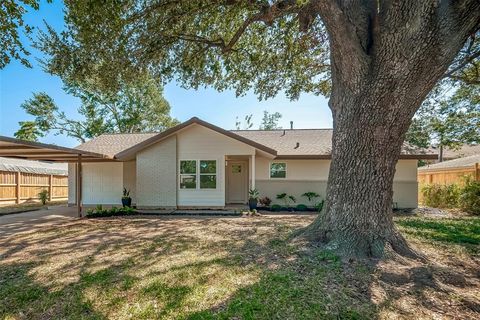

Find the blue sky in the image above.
[{"left": 0, "top": 0, "right": 332, "bottom": 148}]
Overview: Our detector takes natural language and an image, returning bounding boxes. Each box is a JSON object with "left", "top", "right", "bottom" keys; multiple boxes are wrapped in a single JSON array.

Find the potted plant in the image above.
[
  {"left": 122, "top": 188, "right": 132, "bottom": 207},
  {"left": 248, "top": 188, "right": 259, "bottom": 210}
]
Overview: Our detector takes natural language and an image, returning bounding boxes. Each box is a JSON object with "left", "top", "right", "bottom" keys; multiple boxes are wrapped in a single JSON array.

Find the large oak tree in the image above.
[{"left": 38, "top": 1, "right": 480, "bottom": 258}]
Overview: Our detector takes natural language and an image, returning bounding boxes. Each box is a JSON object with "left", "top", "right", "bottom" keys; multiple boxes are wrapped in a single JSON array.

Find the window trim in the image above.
[
  {"left": 269, "top": 162, "right": 287, "bottom": 179},
  {"left": 199, "top": 160, "right": 217, "bottom": 189},
  {"left": 179, "top": 159, "right": 217, "bottom": 190},
  {"left": 179, "top": 159, "right": 197, "bottom": 189}
]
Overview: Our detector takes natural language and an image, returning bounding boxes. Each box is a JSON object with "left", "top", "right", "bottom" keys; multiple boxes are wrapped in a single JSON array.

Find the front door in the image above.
[{"left": 227, "top": 161, "right": 248, "bottom": 204}]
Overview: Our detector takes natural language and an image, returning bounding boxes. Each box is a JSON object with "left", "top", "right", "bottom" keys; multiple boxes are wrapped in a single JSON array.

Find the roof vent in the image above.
[
  {"left": 281, "top": 130, "right": 286, "bottom": 136},
  {"left": 290, "top": 121, "right": 293, "bottom": 129},
  {"left": 295, "top": 142, "right": 300, "bottom": 149}
]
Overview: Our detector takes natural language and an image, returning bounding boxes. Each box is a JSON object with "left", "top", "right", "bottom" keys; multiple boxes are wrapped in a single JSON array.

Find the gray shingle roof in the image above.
[
  {"left": 233, "top": 129, "right": 434, "bottom": 157},
  {"left": 75, "top": 133, "right": 157, "bottom": 157},
  {"left": 76, "top": 125, "right": 435, "bottom": 159},
  {"left": 0, "top": 157, "right": 68, "bottom": 175},
  {"left": 427, "top": 144, "right": 480, "bottom": 160},
  {"left": 418, "top": 154, "right": 480, "bottom": 171}
]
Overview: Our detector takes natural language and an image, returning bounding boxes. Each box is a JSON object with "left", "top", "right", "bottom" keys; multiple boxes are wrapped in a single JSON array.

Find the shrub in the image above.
[
  {"left": 259, "top": 196, "right": 272, "bottom": 207},
  {"left": 295, "top": 204, "right": 308, "bottom": 211},
  {"left": 276, "top": 193, "right": 296, "bottom": 207},
  {"left": 271, "top": 204, "right": 282, "bottom": 212},
  {"left": 315, "top": 200, "right": 325, "bottom": 213},
  {"left": 422, "top": 184, "right": 460, "bottom": 208},
  {"left": 86, "top": 206, "right": 136, "bottom": 218},
  {"left": 459, "top": 178, "right": 480, "bottom": 215},
  {"left": 38, "top": 189, "right": 49, "bottom": 205},
  {"left": 301, "top": 192, "right": 320, "bottom": 206}
]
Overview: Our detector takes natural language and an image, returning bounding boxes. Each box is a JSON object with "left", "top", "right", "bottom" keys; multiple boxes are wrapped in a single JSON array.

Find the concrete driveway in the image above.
[{"left": 0, "top": 206, "right": 78, "bottom": 238}]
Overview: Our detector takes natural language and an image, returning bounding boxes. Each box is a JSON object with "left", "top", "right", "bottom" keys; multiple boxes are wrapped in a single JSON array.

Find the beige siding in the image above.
[
  {"left": 123, "top": 160, "right": 136, "bottom": 204},
  {"left": 255, "top": 158, "right": 330, "bottom": 180},
  {"left": 255, "top": 158, "right": 418, "bottom": 208},
  {"left": 136, "top": 135, "right": 177, "bottom": 208},
  {"left": 82, "top": 162, "right": 123, "bottom": 205},
  {"left": 177, "top": 124, "right": 255, "bottom": 206}
]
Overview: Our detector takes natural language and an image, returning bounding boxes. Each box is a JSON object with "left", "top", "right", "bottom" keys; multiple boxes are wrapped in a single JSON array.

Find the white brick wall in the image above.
[{"left": 136, "top": 135, "right": 177, "bottom": 208}]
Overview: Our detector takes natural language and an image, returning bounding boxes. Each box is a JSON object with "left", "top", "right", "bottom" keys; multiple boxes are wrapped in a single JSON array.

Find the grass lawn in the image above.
[{"left": 0, "top": 214, "right": 479, "bottom": 319}]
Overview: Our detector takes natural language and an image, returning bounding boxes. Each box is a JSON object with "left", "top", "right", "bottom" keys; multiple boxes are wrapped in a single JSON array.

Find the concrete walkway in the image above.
[{"left": 0, "top": 205, "right": 78, "bottom": 238}]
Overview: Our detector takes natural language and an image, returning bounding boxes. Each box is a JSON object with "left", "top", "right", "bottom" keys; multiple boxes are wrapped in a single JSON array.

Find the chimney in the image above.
[{"left": 290, "top": 121, "right": 293, "bottom": 129}]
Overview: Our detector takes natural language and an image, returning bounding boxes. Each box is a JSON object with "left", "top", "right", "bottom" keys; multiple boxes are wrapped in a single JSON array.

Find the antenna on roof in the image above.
[{"left": 290, "top": 121, "right": 293, "bottom": 129}]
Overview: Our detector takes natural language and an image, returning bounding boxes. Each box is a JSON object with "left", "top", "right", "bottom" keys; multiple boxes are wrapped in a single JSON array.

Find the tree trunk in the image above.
[
  {"left": 303, "top": 87, "right": 417, "bottom": 258},
  {"left": 303, "top": 0, "right": 480, "bottom": 259}
]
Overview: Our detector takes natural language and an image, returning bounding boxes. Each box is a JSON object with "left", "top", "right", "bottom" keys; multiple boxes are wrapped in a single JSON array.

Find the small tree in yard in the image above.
[
  {"left": 35, "top": 1, "right": 480, "bottom": 258},
  {"left": 38, "top": 189, "right": 49, "bottom": 206}
]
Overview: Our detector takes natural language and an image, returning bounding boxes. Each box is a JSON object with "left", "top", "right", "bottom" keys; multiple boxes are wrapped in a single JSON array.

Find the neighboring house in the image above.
[
  {"left": 427, "top": 144, "right": 480, "bottom": 162},
  {"left": 418, "top": 154, "right": 480, "bottom": 186},
  {"left": 68, "top": 117, "right": 436, "bottom": 209},
  {"left": 0, "top": 157, "right": 68, "bottom": 205}
]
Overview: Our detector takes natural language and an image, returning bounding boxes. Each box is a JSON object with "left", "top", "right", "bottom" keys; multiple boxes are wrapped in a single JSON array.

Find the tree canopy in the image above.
[
  {"left": 15, "top": 77, "right": 179, "bottom": 142},
  {"left": 0, "top": 0, "right": 50, "bottom": 68}
]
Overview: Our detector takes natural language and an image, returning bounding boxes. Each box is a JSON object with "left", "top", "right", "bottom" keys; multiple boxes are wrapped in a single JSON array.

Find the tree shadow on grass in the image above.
[
  {"left": 0, "top": 261, "right": 107, "bottom": 319},
  {"left": 1, "top": 215, "right": 479, "bottom": 319}
]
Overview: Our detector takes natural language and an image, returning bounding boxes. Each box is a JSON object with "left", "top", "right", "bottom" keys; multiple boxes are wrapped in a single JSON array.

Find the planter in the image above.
[
  {"left": 121, "top": 197, "right": 132, "bottom": 208},
  {"left": 248, "top": 198, "right": 258, "bottom": 210}
]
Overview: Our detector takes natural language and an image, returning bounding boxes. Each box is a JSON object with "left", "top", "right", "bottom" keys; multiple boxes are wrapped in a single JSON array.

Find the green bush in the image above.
[
  {"left": 315, "top": 200, "right": 325, "bottom": 213},
  {"left": 295, "top": 204, "right": 308, "bottom": 211},
  {"left": 270, "top": 204, "right": 282, "bottom": 212},
  {"left": 38, "top": 189, "right": 49, "bottom": 205},
  {"left": 422, "top": 184, "right": 460, "bottom": 208},
  {"left": 86, "top": 206, "right": 136, "bottom": 218},
  {"left": 459, "top": 179, "right": 480, "bottom": 215}
]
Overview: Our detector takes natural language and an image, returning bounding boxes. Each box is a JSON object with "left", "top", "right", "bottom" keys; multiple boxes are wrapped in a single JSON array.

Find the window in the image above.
[
  {"left": 232, "top": 164, "right": 242, "bottom": 173},
  {"left": 180, "top": 160, "right": 196, "bottom": 189},
  {"left": 179, "top": 160, "right": 217, "bottom": 189},
  {"left": 270, "top": 162, "right": 286, "bottom": 178}
]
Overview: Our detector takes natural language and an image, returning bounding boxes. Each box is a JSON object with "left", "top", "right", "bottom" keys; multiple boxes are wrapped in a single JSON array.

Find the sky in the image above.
[{"left": 0, "top": 0, "right": 332, "bottom": 148}]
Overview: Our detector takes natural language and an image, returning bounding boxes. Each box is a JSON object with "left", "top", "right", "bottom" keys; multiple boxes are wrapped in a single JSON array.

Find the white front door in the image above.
[{"left": 227, "top": 161, "right": 248, "bottom": 204}]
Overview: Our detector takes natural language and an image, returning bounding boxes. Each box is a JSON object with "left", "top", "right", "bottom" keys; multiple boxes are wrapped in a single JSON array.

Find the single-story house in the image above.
[{"left": 66, "top": 117, "right": 436, "bottom": 209}]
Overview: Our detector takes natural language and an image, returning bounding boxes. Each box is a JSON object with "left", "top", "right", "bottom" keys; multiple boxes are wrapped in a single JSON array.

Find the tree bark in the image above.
[{"left": 303, "top": 0, "right": 480, "bottom": 258}]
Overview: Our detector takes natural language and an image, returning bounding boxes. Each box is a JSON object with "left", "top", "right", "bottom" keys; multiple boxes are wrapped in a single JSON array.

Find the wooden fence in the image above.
[
  {"left": 0, "top": 170, "right": 68, "bottom": 205},
  {"left": 417, "top": 163, "right": 479, "bottom": 203}
]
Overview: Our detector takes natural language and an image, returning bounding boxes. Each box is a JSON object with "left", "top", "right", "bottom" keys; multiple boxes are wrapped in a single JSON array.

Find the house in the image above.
[
  {"left": 427, "top": 144, "right": 480, "bottom": 162},
  {"left": 0, "top": 157, "right": 68, "bottom": 205},
  {"left": 66, "top": 117, "right": 436, "bottom": 209}
]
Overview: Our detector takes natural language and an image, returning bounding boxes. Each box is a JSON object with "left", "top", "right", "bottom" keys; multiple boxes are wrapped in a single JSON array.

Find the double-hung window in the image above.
[
  {"left": 270, "top": 162, "right": 286, "bottom": 178},
  {"left": 179, "top": 160, "right": 217, "bottom": 189},
  {"left": 180, "top": 160, "right": 197, "bottom": 189}
]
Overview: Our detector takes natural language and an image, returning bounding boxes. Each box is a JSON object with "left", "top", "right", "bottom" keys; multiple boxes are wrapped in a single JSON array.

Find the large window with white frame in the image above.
[
  {"left": 270, "top": 162, "right": 286, "bottom": 178},
  {"left": 179, "top": 160, "right": 217, "bottom": 189}
]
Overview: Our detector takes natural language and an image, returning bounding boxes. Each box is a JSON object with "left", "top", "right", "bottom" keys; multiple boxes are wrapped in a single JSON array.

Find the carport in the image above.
[{"left": 0, "top": 136, "right": 112, "bottom": 217}]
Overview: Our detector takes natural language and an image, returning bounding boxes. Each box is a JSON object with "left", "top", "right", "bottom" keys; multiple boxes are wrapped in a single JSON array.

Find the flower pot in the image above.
[
  {"left": 248, "top": 198, "right": 257, "bottom": 210},
  {"left": 122, "top": 197, "right": 132, "bottom": 208}
]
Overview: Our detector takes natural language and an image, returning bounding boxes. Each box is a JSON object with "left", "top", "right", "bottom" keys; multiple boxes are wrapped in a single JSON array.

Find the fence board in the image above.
[
  {"left": 418, "top": 163, "right": 479, "bottom": 204},
  {"left": 0, "top": 170, "right": 68, "bottom": 204}
]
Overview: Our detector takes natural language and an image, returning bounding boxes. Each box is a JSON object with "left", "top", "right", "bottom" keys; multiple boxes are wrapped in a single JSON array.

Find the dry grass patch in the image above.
[{"left": 0, "top": 213, "right": 478, "bottom": 319}]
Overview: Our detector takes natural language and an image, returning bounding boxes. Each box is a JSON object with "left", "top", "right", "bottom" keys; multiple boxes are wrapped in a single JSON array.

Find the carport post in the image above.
[{"left": 76, "top": 154, "right": 83, "bottom": 217}]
